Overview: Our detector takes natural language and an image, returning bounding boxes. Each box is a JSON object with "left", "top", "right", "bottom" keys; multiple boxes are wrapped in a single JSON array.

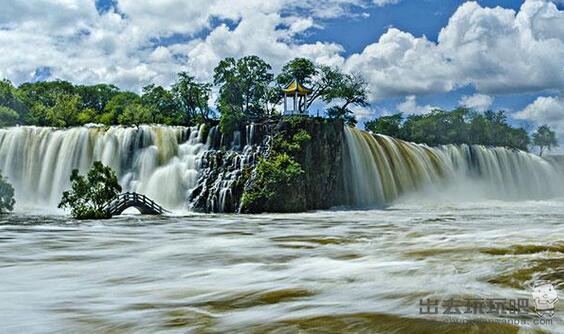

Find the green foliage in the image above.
[
  {"left": 0, "top": 56, "right": 368, "bottom": 131},
  {"left": 326, "top": 106, "right": 357, "bottom": 126},
  {"left": 172, "top": 72, "right": 213, "bottom": 124},
  {"left": 365, "top": 108, "right": 531, "bottom": 151},
  {"left": 241, "top": 127, "right": 312, "bottom": 212},
  {"left": 76, "top": 84, "right": 119, "bottom": 114},
  {"left": 45, "top": 93, "right": 81, "bottom": 127},
  {"left": 365, "top": 113, "right": 403, "bottom": 137},
  {"left": 77, "top": 108, "right": 97, "bottom": 125},
  {"left": 213, "top": 55, "right": 274, "bottom": 133},
  {"left": 274, "top": 129, "right": 312, "bottom": 153},
  {"left": 101, "top": 91, "right": 140, "bottom": 125},
  {"left": 118, "top": 102, "right": 154, "bottom": 126},
  {"left": 0, "top": 80, "right": 26, "bottom": 119},
  {"left": 532, "top": 124, "right": 558, "bottom": 156},
  {"left": 141, "top": 84, "right": 181, "bottom": 125},
  {"left": 323, "top": 73, "right": 369, "bottom": 126},
  {"left": 241, "top": 153, "right": 305, "bottom": 212},
  {"left": 58, "top": 161, "right": 122, "bottom": 219},
  {"left": 277, "top": 59, "right": 369, "bottom": 122},
  {"left": 276, "top": 58, "right": 318, "bottom": 87},
  {"left": 0, "top": 106, "right": 19, "bottom": 126},
  {"left": 0, "top": 171, "right": 15, "bottom": 213}
]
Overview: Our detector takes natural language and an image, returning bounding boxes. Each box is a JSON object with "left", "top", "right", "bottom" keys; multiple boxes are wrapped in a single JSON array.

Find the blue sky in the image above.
[{"left": 1, "top": 0, "right": 563, "bottom": 137}]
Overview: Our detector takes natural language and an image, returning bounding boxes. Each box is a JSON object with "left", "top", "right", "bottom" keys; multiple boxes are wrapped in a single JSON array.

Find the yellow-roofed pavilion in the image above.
[{"left": 282, "top": 78, "right": 312, "bottom": 116}]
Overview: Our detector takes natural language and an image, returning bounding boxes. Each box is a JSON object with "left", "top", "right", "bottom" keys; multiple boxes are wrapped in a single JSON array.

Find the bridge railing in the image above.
[{"left": 102, "top": 192, "right": 169, "bottom": 215}]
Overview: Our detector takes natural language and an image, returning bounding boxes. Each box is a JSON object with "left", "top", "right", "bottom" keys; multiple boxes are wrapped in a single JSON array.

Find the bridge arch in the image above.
[{"left": 103, "top": 192, "right": 169, "bottom": 216}]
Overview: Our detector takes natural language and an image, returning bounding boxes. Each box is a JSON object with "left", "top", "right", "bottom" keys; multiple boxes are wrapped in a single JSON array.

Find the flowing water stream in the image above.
[{"left": 1, "top": 201, "right": 563, "bottom": 333}]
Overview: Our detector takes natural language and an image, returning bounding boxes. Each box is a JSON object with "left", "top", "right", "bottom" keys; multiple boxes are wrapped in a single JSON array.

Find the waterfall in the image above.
[
  {"left": 0, "top": 125, "right": 208, "bottom": 210},
  {"left": 2, "top": 124, "right": 563, "bottom": 213},
  {"left": 343, "top": 127, "right": 564, "bottom": 207}
]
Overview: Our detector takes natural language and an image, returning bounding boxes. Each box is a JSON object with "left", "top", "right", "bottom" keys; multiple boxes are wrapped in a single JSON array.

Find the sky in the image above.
[{"left": 0, "top": 0, "right": 563, "bottom": 142}]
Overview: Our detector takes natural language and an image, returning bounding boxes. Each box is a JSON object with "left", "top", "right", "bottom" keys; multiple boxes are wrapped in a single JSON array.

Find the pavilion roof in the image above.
[{"left": 282, "top": 79, "right": 312, "bottom": 96}]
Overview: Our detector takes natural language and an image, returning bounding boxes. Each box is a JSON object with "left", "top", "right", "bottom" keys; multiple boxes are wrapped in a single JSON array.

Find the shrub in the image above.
[{"left": 58, "top": 161, "right": 122, "bottom": 219}]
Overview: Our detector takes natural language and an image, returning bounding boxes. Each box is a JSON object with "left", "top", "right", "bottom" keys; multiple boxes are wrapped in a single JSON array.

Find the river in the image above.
[{"left": 1, "top": 199, "right": 562, "bottom": 333}]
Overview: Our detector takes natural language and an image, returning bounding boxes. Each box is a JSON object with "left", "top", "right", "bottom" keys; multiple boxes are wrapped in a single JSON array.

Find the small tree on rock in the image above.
[
  {"left": 0, "top": 171, "right": 15, "bottom": 213},
  {"left": 58, "top": 161, "right": 122, "bottom": 219}
]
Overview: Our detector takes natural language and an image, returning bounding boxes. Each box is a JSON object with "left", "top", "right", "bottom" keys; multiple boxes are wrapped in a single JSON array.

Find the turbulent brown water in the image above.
[
  {"left": 1, "top": 125, "right": 563, "bottom": 333},
  {"left": 1, "top": 200, "right": 563, "bottom": 333}
]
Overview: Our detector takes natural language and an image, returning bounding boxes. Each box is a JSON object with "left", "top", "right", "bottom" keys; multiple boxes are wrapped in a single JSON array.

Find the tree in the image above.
[
  {"left": 276, "top": 58, "right": 318, "bottom": 87},
  {"left": 0, "top": 80, "right": 27, "bottom": 120},
  {"left": 365, "top": 113, "right": 403, "bottom": 137},
  {"left": 172, "top": 72, "right": 212, "bottom": 124},
  {"left": 45, "top": 93, "right": 81, "bottom": 127},
  {"left": 0, "top": 171, "right": 15, "bottom": 213},
  {"left": 532, "top": 125, "right": 558, "bottom": 156},
  {"left": 213, "top": 56, "right": 274, "bottom": 133},
  {"left": 118, "top": 102, "right": 154, "bottom": 126},
  {"left": 18, "top": 80, "right": 76, "bottom": 109},
  {"left": 324, "top": 73, "right": 369, "bottom": 126},
  {"left": 0, "top": 106, "right": 19, "bottom": 126},
  {"left": 100, "top": 91, "right": 140, "bottom": 125},
  {"left": 141, "top": 84, "right": 181, "bottom": 125},
  {"left": 364, "top": 108, "right": 530, "bottom": 150},
  {"left": 58, "top": 161, "right": 122, "bottom": 219},
  {"left": 76, "top": 84, "right": 120, "bottom": 114},
  {"left": 326, "top": 106, "right": 357, "bottom": 126}
]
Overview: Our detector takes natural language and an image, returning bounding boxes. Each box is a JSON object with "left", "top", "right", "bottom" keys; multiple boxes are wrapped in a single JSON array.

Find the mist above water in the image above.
[{"left": 342, "top": 127, "right": 564, "bottom": 206}]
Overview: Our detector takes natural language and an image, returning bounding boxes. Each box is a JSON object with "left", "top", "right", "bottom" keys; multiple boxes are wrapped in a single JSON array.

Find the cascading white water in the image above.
[
  {"left": 343, "top": 127, "right": 564, "bottom": 207},
  {"left": 3, "top": 124, "right": 562, "bottom": 213},
  {"left": 0, "top": 125, "right": 208, "bottom": 211}
]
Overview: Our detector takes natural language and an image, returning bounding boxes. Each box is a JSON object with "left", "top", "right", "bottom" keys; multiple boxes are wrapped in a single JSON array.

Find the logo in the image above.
[{"left": 531, "top": 280, "right": 559, "bottom": 318}]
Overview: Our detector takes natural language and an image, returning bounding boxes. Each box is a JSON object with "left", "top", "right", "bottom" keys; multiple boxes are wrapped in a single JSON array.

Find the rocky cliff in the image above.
[{"left": 189, "top": 117, "right": 345, "bottom": 213}]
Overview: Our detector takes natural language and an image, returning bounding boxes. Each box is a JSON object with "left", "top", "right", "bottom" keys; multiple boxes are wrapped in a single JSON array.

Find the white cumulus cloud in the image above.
[
  {"left": 459, "top": 94, "right": 494, "bottom": 111},
  {"left": 397, "top": 96, "right": 436, "bottom": 115},
  {"left": 345, "top": 0, "right": 564, "bottom": 100},
  {"left": 0, "top": 0, "right": 562, "bottom": 101},
  {"left": 514, "top": 95, "right": 564, "bottom": 142}
]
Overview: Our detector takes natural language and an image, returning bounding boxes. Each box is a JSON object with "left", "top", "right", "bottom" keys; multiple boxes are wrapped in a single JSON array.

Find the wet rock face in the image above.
[
  {"left": 189, "top": 118, "right": 345, "bottom": 213},
  {"left": 189, "top": 146, "right": 261, "bottom": 213},
  {"left": 280, "top": 118, "right": 344, "bottom": 211}
]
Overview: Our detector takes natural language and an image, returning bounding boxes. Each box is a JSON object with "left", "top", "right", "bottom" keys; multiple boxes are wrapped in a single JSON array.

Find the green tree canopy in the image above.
[
  {"left": 118, "top": 102, "right": 154, "bottom": 126},
  {"left": 58, "top": 161, "right": 122, "bottom": 219},
  {"left": 76, "top": 83, "right": 120, "bottom": 114},
  {"left": 276, "top": 58, "right": 318, "bottom": 87},
  {"left": 365, "top": 113, "right": 403, "bottom": 137},
  {"left": 0, "top": 80, "right": 26, "bottom": 119},
  {"left": 324, "top": 73, "right": 369, "bottom": 126},
  {"left": 45, "top": 93, "right": 82, "bottom": 127},
  {"left": 172, "top": 73, "right": 212, "bottom": 124},
  {"left": 213, "top": 55, "right": 274, "bottom": 133},
  {"left": 364, "top": 109, "right": 530, "bottom": 151},
  {"left": 276, "top": 59, "right": 346, "bottom": 112},
  {"left": 532, "top": 124, "right": 558, "bottom": 156},
  {"left": 141, "top": 84, "right": 180, "bottom": 125},
  {"left": 100, "top": 91, "right": 140, "bottom": 125},
  {"left": 0, "top": 106, "right": 19, "bottom": 127}
]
